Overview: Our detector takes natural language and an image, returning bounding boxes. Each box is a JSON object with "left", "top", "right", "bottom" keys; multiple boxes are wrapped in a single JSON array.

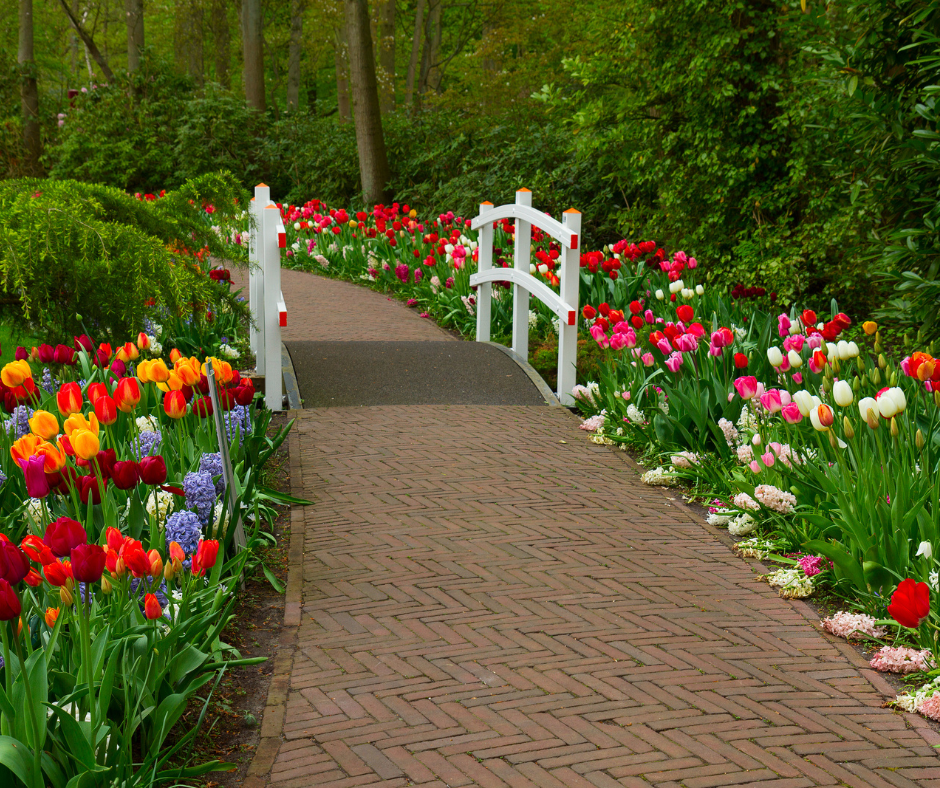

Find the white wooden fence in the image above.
[
  {"left": 469, "top": 189, "right": 582, "bottom": 406},
  {"left": 248, "top": 184, "right": 288, "bottom": 411}
]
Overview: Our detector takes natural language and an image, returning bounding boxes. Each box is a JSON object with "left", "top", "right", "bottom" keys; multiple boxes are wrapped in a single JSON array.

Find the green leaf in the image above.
[
  {"left": 0, "top": 736, "right": 37, "bottom": 788},
  {"left": 803, "top": 539, "right": 868, "bottom": 592},
  {"left": 262, "top": 564, "right": 285, "bottom": 593}
]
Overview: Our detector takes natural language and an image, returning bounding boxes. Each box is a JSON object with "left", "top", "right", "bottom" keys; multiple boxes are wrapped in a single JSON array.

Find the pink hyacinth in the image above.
[
  {"left": 797, "top": 555, "right": 827, "bottom": 576},
  {"left": 821, "top": 611, "right": 886, "bottom": 640},
  {"left": 869, "top": 646, "right": 932, "bottom": 674},
  {"left": 918, "top": 694, "right": 940, "bottom": 720},
  {"left": 395, "top": 263, "right": 410, "bottom": 283}
]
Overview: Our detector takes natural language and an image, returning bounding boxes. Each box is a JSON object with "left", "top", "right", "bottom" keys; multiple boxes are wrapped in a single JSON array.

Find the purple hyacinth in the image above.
[
  {"left": 132, "top": 430, "right": 162, "bottom": 458},
  {"left": 199, "top": 453, "right": 225, "bottom": 496},
  {"left": 184, "top": 470, "right": 217, "bottom": 526},
  {"left": 41, "top": 368, "right": 55, "bottom": 394},
  {"left": 166, "top": 510, "right": 203, "bottom": 559},
  {"left": 5, "top": 406, "right": 35, "bottom": 440}
]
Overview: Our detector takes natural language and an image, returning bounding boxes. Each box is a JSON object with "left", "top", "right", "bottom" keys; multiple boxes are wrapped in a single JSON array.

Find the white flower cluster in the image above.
[
  {"left": 821, "top": 610, "right": 886, "bottom": 640},
  {"left": 766, "top": 567, "right": 814, "bottom": 598},
  {"left": 147, "top": 337, "right": 163, "bottom": 356},
  {"left": 732, "top": 492, "right": 760, "bottom": 511},
  {"left": 316, "top": 254, "right": 330, "bottom": 268},
  {"left": 707, "top": 510, "right": 733, "bottom": 527},
  {"left": 626, "top": 405, "right": 645, "bottom": 424},
  {"left": 735, "top": 445, "right": 754, "bottom": 465},
  {"left": 670, "top": 451, "right": 701, "bottom": 469},
  {"left": 579, "top": 413, "right": 606, "bottom": 432},
  {"left": 894, "top": 677, "right": 940, "bottom": 713},
  {"left": 728, "top": 512, "right": 757, "bottom": 536},
  {"left": 26, "top": 497, "right": 43, "bottom": 524},
  {"left": 528, "top": 310, "right": 538, "bottom": 329},
  {"left": 931, "top": 570, "right": 939, "bottom": 591},
  {"left": 754, "top": 484, "right": 796, "bottom": 514},
  {"left": 718, "top": 418, "right": 739, "bottom": 448},
  {"left": 572, "top": 382, "right": 601, "bottom": 407},
  {"left": 150, "top": 322, "right": 163, "bottom": 337},
  {"left": 736, "top": 404, "right": 758, "bottom": 432},
  {"left": 136, "top": 415, "right": 160, "bottom": 434},
  {"left": 641, "top": 467, "right": 678, "bottom": 486},
  {"left": 218, "top": 343, "right": 240, "bottom": 360},
  {"left": 734, "top": 536, "right": 779, "bottom": 559},
  {"left": 145, "top": 490, "right": 176, "bottom": 525}
]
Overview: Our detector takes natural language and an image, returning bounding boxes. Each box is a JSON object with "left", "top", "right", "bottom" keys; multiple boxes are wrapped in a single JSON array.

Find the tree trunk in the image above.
[
  {"left": 188, "top": 2, "right": 204, "bottom": 87},
  {"left": 404, "top": 0, "right": 425, "bottom": 109},
  {"left": 19, "top": 0, "right": 41, "bottom": 176},
  {"left": 57, "top": 0, "right": 115, "bottom": 81},
  {"left": 344, "top": 0, "right": 391, "bottom": 205},
  {"left": 378, "top": 0, "right": 395, "bottom": 113},
  {"left": 210, "top": 0, "right": 230, "bottom": 87},
  {"left": 70, "top": 0, "right": 79, "bottom": 76},
  {"left": 286, "top": 0, "right": 304, "bottom": 109},
  {"left": 424, "top": 0, "right": 443, "bottom": 93},
  {"left": 334, "top": 22, "right": 350, "bottom": 122},
  {"left": 242, "top": 0, "right": 265, "bottom": 111},
  {"left": 125, "top": 0, "right": 144, "bottom": 72}
]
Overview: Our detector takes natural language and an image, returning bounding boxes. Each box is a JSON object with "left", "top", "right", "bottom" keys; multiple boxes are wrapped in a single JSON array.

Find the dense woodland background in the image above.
[{"left": 4, "top": 0, "right": 940, "bottom": 324}]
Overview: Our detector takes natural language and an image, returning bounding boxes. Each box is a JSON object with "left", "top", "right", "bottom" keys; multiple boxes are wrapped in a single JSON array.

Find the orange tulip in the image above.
[
  {"left": 1, "top": 360, "right": 32, "bottom": 388},
  {"left": 169, "top": 348, "right": 182, "bottom": 364},
  {"left": 157, "top": 371, "right": 185, "bottom": 393},
  {"left": 29, "top": 410, "right": 59, "bottom": 441},
  {"left": 137, "top": 332, "right": 151, "bottom": 351},
  {"left": 10, "top": 434, "right": 43, "bottom": 466},
  {"left": 44, "top": 607, "right": 59, "bottom": 628},
  {"left": 147, "top": 549, "right": 163, "bottom": 578},
  {"left": 114, "top": 378, "right": 141, "bottom": 412},
  {"left": 56, "top": 383, "right": 83, "bottom": 417},
  {"left": 94, "top": 395, "right": 118, "bottom": 426},
  {"left": 147, "top": 359, "right": 170, "bottom": 383},
  {"left": 163, "top": 390, "right": 187, "bottom": 419},
  {"left": 71, "top": 430, "right": 100, "bottom": 461},
  {"left": 202, "top": 358, "right": 233, "bottom": 385},
  {"left": 144, "top": 593, "right": 162, "bottom": 620},
  {"left": 176, "top": 364, "right": 199, "bottom": 386},
  {"left": 136, "top": 360, "right": 152, "bottom": 384},
  {"left": 123, "top": 342, "right": 140, "bottom": 361},
  {"left": 35, "top": 442, "right": 67, "bottom": 473}
]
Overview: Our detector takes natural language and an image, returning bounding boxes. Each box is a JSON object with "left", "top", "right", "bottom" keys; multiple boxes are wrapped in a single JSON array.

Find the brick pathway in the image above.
[{"left": 243, "top": 269, "right": 940, "bottom": 787}]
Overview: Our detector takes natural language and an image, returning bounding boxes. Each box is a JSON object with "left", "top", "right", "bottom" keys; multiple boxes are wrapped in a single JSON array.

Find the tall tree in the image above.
[
  {"left": 344, "top": 0, "right": 391, "bottom": 204},
  {"left": 286, "top": 0, "right": 304, "bottom": 108},
  {"left": 210, "top": 0, "right": 231, "bottom": 86},
  {"left": 57, "top": 0, "right": 115, "bottom": 81},
  {"left": 422, "top": 0, "right": 443, "bottom": 94},
  {"left": 334, "top": 22, "right": 350, "bottom": 121},
  {"left": 377, "top": 0, "right": 395, "bottom": 113},
  {"left": 404, "top": 0, "right": 425, "bottom": 109},
  {"left": 19, "top": 0, "right": 41, "bottom": 175},
  {"left": 125, "top": 0, "right": 144, "bottom": 72},
  {"left": 242, "top": 0, "right": 265, "bottom": 110}
]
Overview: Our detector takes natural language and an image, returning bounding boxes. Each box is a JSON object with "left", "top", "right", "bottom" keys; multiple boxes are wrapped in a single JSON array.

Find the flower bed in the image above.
[{"left": 267, "top": 196, "right": 940, "bottom": 720}]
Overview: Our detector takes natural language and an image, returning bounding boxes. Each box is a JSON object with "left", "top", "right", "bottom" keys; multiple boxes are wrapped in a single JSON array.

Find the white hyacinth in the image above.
[
  {"left": 641, "top": 467, "right": 678, "bottom": 486},
  {"left": 728, "top": 513, "right": 757, "bottom": 536},
  {"left": 766, "top": 568, "right": 814, "bottom": 598}
]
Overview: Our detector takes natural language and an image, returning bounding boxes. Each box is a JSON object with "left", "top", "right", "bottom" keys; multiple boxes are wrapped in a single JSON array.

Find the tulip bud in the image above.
[
  {"left": 60, "top": 585, "right": 74, "bottom": 605},
  {"left": 44, "top": 607, "right": 59, "bottom": 628},
  {"left": 871, "top": 368, "right": 881, "bottom": 385},
  {"left": 100, "top": 576, "right": 112, "bottom": 594},
  {"left": 843, "top": 416, "right": 855, "bottom": 439},
  {"left": 874, "top": 339, "right": 883, "bottom": 354},
  {"left": 852, "top": 377, "right": 860, "bottom": 392},
  {"left": 856, "top": 355, "right": 866, "bottom": 372},
  {"left": 818, "top": 339, "right": 828, "bottom": 356},
  {"left": 935, "top": 390, "right": 940, "bottom": 408},
  {"left": 877, "top": 353, "right": 887, "bottom": 370},
  {"left": 890, "top": 416, "right": 900, "bottom": 437},
  {"left": 113, "top": 556, "right": 126, "bottom": 577},
  {"left": 828, "top": 431, "right": 839, "bottom": 449},
  {"left": 916, "top": 429, "right": 926, "bottom": 450}
]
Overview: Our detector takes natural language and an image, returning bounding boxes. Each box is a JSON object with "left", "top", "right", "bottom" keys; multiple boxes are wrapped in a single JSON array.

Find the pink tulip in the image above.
[
  {"left": 609, "top": 333, "right": 628, "bottom": 351},
  {"left": 792, "top": 373, "right": 803, "bottom": 384},
  {"left": 641, "top": 353, "right": 654, "bottom": 367},
  {"left": 675, "top": 334, "right": 698, "bottom": 353},
  {"left": 761, "top": 451, "right": 776, "bottom": 467},
  {"left": 760, "top": 389, "right": 783, "bottom": 413},
  {"left": 784, "top": 334, "right": 805, "bottom": 353},
  {"left": 733, "top": 376, "right": 759, "bottom": 400},
  {"left": 665, "top": 352, "right": 684, "bottom": 373},
  {"left": 656, "top": 338, "right": 672, "bottom": 355},
  {"left": 781, "top": 403, "right": 803, "bottom": 424},
  {"left": 709, "top": 343, "right": 723, "bottom": 357},
  {"left": 807, "top": 335, "right": 823, "bottom": 350},
  {"left": 644, "top": 310, "right": 655, "bottom": 325},
  {"left": 613, "top": 321, "right": 631, "bottom": 334},
  {"left": 777, "top": 314, "right": 791, "bottom": 338},
  {"left": 589, "top": 324, "right": 609, "bottom": 349},
  {"left": 749, "top": 460, "right": 761, "bottom": 473}
]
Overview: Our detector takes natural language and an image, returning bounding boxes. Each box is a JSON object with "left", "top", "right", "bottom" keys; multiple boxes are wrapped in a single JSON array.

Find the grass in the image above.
[{"left": 0, "top": 321, "right": 40, "bottom": 366}]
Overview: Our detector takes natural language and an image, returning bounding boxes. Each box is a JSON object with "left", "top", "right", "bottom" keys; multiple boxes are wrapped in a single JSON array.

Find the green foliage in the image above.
[{"left": 0, "top": 172, "right": 249, "bottom": 343}]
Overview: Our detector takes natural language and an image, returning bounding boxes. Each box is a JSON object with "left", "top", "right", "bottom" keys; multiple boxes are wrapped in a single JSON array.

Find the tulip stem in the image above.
[
  {"left": 0, "top": 625, "right": 11, "bottom": 737},
  {"left": 11, "top": 620, "right": 43, "bottom": 788},
  {"left": 78, "top": 590, "right": 97, "bottom": 754}
]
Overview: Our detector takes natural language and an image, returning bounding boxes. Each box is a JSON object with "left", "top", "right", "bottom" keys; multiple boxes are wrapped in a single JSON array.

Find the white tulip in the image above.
[
  {"left": 445, "top": 243, "right": 455, "bottom": 254},
  {"left": 878, "top": 395, "right": 898, "bottom": 419},
  {"left": 917, "top": 541, "right": 933, "bottom": 560},
  {"left": 537, "top": 264, "right": 548, "bottom": 274},
  {"left": 655, "top": 289, "right": 665, "bottom": 300},
  {"left": 695, "top": 284, "right": 705, "bottom": 295},
  {"left": 767, "top": 347, "right": 784, "bottom": 367},
  {"left": 837, "top": 340, "right": 851, "bottom": 360},
  {"left": 530, "top": 264, "right": 537, "bottom": 275},
  {"left": 888, "top": 387, "right": 907, "bottom": 414},
  {"left": 669, "top": 280, "right": 683, "bottom": 294},
  {"left": 787, "top": 349, "right": 803, "bottom": 368},
  {"left": 858, "top": 397, "right": 878, "bottom": 422},
  {"left": 293, "top": 222, "right": 301, "bottom": 230},
  {"left": 793, "top": 390, "right": 815, "bottom": 417},
  {"left": 833, "top": 380, "right": 854, "bottom": 407},
  {"left": 751, "top": 433, "right": 762, "bottom": 446}
]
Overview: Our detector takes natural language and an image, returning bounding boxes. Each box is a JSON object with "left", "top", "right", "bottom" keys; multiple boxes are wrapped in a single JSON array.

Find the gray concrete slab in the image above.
[{"left": 286, "top": 341, "right": 546, "bottom": 407}]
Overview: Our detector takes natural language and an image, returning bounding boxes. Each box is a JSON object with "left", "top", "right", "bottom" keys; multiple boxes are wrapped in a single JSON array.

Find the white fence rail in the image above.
[
  {"left": 248, "top": 183, "right": 287, "bottom": 411},
  {"left": 469, "top": 189, "right": 581, "bottom": 406}
]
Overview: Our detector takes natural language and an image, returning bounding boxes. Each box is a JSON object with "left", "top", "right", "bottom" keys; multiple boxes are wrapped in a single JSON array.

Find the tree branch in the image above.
[{"left": 56, "top": 0, "right": 114, "bottom": 82}]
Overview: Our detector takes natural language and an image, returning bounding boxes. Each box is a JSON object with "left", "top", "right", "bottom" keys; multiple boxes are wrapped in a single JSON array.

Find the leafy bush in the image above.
[{"left": 0, "top": 172, "right": 249, "bottom": 342}]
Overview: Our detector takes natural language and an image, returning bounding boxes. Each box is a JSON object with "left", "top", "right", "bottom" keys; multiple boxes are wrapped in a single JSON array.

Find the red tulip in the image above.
[
  {"left": 676, "top": 304, "right": 694, "bottom": 323},
  {"left": 37, "top": 344, "right": 55, "bottom": 364},
  {"left": 888, "top": 579, "right": 930, "bottom": 629},
  {"left": 14, "top": 346, "right": 27, "bottom": 361},
  {"left": 114, "top": 377, "right": 141, "bottom": 412},
  {"left": 111, "top": 460, "right": 141, "bottom": 490},
  {"left": 163, "top": 390, "right": 187, "bottom": 419},
  {"left": 71, "top": 544, "right": 106, "bottom": 583},
  {"left": 93, "top": 395, "right": 117, "bottom": 427},
  {"left": 86, "top": 382, "right": 108, "bottom": 405},
  {"left": 0, "top": 540, "right": 30, "bottom": 585},
  {"left": 193, "top": 397, "right": 213, "bottom": 417},
  {"left": 144, "top": 593, "right": 162, "bottom": 620},
  {"left": 105, "top": 527, "right": 125, "bottom": 553},
  {"left": 192, "top": 539, "right": 219, "bottom": 576},
  {"left": 21, "top": 535, "right": 54, "bottom": 565},
  {"left": 800, "top": 310, "right": 817, "bottom": 328},
  {"left": 833, "top": 312, "right": 852, "bottom": 329},
  {"left": 78, "top": 475, "right": 107, "bottom": 505},
  {"left": 139, "top": 455, "right": 167, "bottom": 485},
  {"left": 53, "top": 345, "right": 75, "bottom": 365},
  {"left": 43, "top": 560, "right": 72, "bottom": 587},
  {"left": 44, "top": 517, "right": 87, "bottom": 558},
  {"left": 57, "top": 382, "right": 83, "bottom": 416},
  {"left": 73, "top": 334, "right": 94, "bottom": 353},
  {"left": 24, "top": 568, "right": 43, "bottom": 587},
  {"left": 123, "top": 542, "right": 151, "bottom": 576},
  {"left": 0, "top": 580, "right": 21, "bottom": 621}
]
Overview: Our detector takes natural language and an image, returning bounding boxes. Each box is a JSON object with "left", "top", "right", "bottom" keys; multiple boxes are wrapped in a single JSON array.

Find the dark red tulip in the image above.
[
  {"left": 79, "top": 475, "right": 107, "bottom": 505},
  {"left": 53, "top": 345, "right": 75, "bottom": 365},
  {"left": 139, "top": 455, "right": 167, "bottom": 485},
  {"left": 14, "top": 346, "right": 27, "bottom": 361},
  {"left": 197, "top": 374, "right": 209, "bottom": 395},
  {"left": 44, "top": 517, "right": 87, "bottom": 558},
  {"left": 37, "top": 344, "right": 55, "bottom": 364},
  {"left": 19, "top": 455, "right": 50, "bottom": 499},
  {"left": 193, "top": 397, "right": 213, "bottom": 417},
  {"left": 111, "top": 460, "right": 141, "bottom": 490},
  {"left": 0, "top": 580, "right": 21, "bottom": 621},
  {"left": 71, "top": 544, "right": 106, "bottom": 583},
  {"left": 73, "top": 334, "right": 94, "bottom": 353},
  {"left": 0, "top": 540, "right": 31, "bottom": 585}
]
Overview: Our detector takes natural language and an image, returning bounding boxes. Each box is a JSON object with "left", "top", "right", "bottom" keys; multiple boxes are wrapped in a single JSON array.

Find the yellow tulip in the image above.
[
  {"left": 137, "top": 359, "right": 152, "bottom": 384},
  {"left": 64, "top": 411, "right": 99, "bottom": 438},
  {"left": 202, "top": 357, "right": 232, "bottom": 384},
  {"left": 157, "top": 371, "right": 184, "bottom": 392},
  {"left": 148, "top": 359, "right": 171, "bottom": 383},
  {"left": 71, "top": 429, "right": 100, "bottom": 460},
  {"left": 863, "top": 321, "right": 878, "bottom": 335},
  {"left": 1, "top": 359, "right": 32, "bottom": 388},
  {"left": 29, "top": 410, "right": 59, "bottom": 441},
  {"left": 10, "top": 434, "right": 42, "bottom": 466}
]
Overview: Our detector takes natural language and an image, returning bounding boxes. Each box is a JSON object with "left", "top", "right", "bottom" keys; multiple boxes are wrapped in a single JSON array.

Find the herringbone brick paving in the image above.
[{"left": 249, "top": 404, "right": 940, "bottom": 787}]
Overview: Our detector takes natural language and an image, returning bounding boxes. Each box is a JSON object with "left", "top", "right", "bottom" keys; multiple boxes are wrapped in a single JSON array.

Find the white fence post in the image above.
[
  {"left": 262, "top": 204, "right": 284, "bottom": 411},
  {"left": 558, "top": 210, "right": 582, "bottom": 406},
  {"left": 511, "top": 188, "right": 532, "bottom": 359},
  {"left": 249, "top": 184, "right": 268, "bottom": 362},
  {"left": 475, "top": 201, "right": 494, "bottom": 342}
]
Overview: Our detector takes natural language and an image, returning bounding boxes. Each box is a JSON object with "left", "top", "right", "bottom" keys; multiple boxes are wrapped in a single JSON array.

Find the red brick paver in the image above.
[{"left": 245, "top": 404, "right": 940, "bottom": 787}]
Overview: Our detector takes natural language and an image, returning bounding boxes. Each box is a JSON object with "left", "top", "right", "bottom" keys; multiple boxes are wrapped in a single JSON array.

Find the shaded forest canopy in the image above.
[{"left": 4, "top": 0, "right": 940, "bottom": 324}]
